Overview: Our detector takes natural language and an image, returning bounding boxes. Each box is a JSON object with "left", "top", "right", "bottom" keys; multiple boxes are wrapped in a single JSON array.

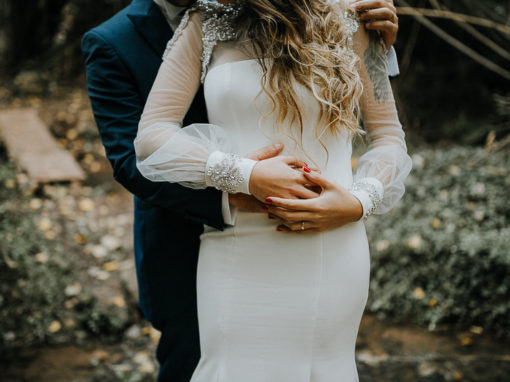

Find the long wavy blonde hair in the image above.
[{"left": 235, "top": 0, "right": 363, "bottom": 154}]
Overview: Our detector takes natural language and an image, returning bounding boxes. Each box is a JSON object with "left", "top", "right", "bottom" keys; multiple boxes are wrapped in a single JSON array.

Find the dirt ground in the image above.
[
  {"left": 3, "top": 314, "right": 510, "bottom": 381},
  {"left": 1, "top": 84, "right": 510, "bottom": 381}
]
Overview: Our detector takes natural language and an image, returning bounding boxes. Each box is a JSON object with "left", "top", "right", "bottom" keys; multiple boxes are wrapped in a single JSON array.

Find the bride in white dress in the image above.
[{"left": 134, "top": 0, "right": 411, "bottom": 380}]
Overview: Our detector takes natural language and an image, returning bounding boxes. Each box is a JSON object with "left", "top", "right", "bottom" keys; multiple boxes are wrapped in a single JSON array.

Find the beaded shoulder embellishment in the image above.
[
  {"left": 344, "top": 10, "right": 360, "bottom": 48},
  {"left": 162, "top": 0, "right": 243, "bottom": 83},
  {"left": 163, "top": 1, "right": 358, "bottom": 80}
]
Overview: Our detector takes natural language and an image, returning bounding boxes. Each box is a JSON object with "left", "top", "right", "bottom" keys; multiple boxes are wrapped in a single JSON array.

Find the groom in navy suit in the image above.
[{"left": 82, "top": 0, "right": 399, "bottom": 380}]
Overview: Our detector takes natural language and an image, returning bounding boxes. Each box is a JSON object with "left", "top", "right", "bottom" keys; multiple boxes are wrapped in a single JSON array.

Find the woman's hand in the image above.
[
  {"left": 249, "top": 157, "right": 320, "bottom": 202},
  {"left": 229, "top": 143, "right": 285, "bottom": 213},
  {"left": 351, "top": 0, "right": 398, "bottom": 48},
  {"left": 265, "top": 170, "right": 363, "bottom": 233},
  {"left": 230, "top": 144, "right": 321, "bottom": 213}
]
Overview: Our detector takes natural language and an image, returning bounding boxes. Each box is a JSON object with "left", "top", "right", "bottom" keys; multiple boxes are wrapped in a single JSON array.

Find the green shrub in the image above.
[
  {"left": 0, "top": 159, "right": 68, "bottom": 354},
  {"left": 366, "top": 145, "right": 510, "bottom": 337},
  {"left": 0, "top": 152, "right": 128, "bottom": 356}
]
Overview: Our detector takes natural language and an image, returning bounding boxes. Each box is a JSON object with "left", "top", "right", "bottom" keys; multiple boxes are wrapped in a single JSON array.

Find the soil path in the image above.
[{"left": 4, "top": 315, "right": 510, "bottom": 382}]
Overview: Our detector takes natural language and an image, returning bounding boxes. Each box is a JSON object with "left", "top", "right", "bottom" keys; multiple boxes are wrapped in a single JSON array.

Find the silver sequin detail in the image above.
[
  {"left": 197, "top": 0, "right": 243, "bottom": 82},
  {"left": 162, "top": 7, "right": 195, "bottom": 60},
  {"left": 344, "top": 10, "right": 360, "bottom": 48},
  {"left": 162, "top": 0, "right": 242, "bottom": 83},
  {"left": 205, "top": 153, "right": 245, "bottom": 194},
  {"left": 350, "top": 180, "right": 383, "bottom": 218}
]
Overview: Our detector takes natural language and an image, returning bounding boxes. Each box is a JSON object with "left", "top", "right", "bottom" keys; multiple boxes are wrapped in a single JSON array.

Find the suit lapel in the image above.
[{"left": 127, "top": 0, "right": 172, "bottom": 57}]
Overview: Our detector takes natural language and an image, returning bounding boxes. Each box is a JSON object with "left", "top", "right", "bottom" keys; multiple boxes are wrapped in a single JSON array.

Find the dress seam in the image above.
[
  {"left": 221, "top": 208, "right": 237, "bottom": 380},
  {"left": 308, "top": 232, "right": 324, "bottom": 381}
]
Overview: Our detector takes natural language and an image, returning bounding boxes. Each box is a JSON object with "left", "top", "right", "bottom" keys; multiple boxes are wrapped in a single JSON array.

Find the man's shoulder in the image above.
[{"left": 83, "top": 4, "right": 135, "bottom": 46}]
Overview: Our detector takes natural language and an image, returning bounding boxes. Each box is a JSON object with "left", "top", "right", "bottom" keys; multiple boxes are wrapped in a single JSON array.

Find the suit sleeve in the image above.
[{"left": 81, "top": 30, "right": 224, "bottom": 230}]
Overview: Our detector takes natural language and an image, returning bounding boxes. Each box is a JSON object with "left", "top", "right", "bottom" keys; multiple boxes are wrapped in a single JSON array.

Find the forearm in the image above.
[
  {"left": 353, "top": 29, "right": 411, "bottom": 216},
  {"left": 111, "top": 150, "right": 224, "bottom": 228}
]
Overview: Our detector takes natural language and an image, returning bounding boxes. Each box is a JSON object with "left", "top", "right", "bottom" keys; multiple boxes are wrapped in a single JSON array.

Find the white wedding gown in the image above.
[{"left": 134, "top": 2, "right": 411, "bottom": 381}]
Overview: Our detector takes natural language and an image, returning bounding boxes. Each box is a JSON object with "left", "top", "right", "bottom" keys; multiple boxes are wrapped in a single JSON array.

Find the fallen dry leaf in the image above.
[{"left": 48, "top": 320, "right": 62, "bottom": 333}]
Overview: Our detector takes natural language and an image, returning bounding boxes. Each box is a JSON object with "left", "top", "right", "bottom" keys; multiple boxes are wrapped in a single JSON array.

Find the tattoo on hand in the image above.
[{"left": 363, "top": 32, "right": 391, "bottom": 103}]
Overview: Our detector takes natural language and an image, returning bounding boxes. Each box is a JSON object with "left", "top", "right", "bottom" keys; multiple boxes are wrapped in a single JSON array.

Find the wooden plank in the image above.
[{"left": 0, "top": 108, "right": 85, "bottom": 183}]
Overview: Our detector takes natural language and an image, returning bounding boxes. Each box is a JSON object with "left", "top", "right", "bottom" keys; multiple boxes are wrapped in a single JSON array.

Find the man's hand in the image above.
[
  {"left": 351, "top": 0, "right": 398, "bottom": 48},
  {"left": 265, "top": 170, "right": 363, "bottom": 233}
]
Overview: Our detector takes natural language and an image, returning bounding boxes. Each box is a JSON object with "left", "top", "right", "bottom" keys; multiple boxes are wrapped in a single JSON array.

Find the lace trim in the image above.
[
  {"left": 162, "top": 0, "right": 242, "bottom": 83},
  {"left": 197, "top": 0, "right": 243, "bottom": 83},
  {"left": 162, "top": 7, "right": 196, "bottom": 60},
  {"left": 163, "top": 2, "right": 358, "bottom": 81},
  {"left": 344, "top": 10, "right": 360, "bottom": 48},
  {"left": 205, "top": 153, "right": 245, "bottom": 193},
  {"left": 350, "top": 179, "right": 383, "bottom": 218}
]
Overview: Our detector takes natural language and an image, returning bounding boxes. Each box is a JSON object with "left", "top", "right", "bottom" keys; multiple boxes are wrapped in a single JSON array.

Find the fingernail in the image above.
[
  {"left": 265, "top": 198, "right": 273, "bottom": 203},
  {"left": 277, "top": 227, "right": 283, "bottom": 231},
  {"left": 274, "top": 143, "right": 282, "bottom": 149},
  {"left": 268, "top": 215, "right": 275, "bottom": 219},
  {"left": 262, "top": 205, "right": 268, "bottom": 211},
  {"left": 303, "top": 166, "right": 311, "bottom": 173}
]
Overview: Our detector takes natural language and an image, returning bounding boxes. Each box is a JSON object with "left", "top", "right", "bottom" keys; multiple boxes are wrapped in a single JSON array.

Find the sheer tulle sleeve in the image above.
[
  {"left": 134, "top": 11, "right": 256, "bottom": 194},
  {"left": 350, "top": 27, "right": 412, "bottom": 218}
]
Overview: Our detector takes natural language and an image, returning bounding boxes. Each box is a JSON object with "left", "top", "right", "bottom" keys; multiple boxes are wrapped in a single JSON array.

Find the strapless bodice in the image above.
[{"left": 204, "top": 59, "right": 354, "bottom": 187}]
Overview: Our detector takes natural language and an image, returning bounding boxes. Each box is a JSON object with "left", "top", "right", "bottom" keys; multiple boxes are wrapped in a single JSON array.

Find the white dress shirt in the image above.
[{"left": 153, "top": 0, "right": 186, "bottom": 30}]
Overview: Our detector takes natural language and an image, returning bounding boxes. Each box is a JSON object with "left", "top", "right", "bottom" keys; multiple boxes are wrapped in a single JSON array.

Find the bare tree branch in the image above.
[
  {"left": 395, "top": 0, "right": 510, "bottom": 80},
  {"left": 396, "top": 7, "right": 510, "bottom": 35}
]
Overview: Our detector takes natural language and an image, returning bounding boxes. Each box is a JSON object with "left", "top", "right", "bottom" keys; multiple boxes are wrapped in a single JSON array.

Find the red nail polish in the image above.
[
  {"left": 303, "top": 166, "right": 311, "bottom": 173},
  {"left": 277, "top": 227, "right": 283, "bottom": 231},
  {"left": 268, "top": 215, "right": 275, "bottom": 219},
  {"left": 262, "top": 205, "right": 268, "bottom": 211},
  {"left": 265, "top": 198, "right": 273, "bottom": 203}
]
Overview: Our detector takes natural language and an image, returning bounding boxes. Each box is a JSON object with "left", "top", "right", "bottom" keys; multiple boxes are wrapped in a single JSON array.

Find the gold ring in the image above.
[{"left": 301, "top": 221, "right": 305, "bottom": 231}]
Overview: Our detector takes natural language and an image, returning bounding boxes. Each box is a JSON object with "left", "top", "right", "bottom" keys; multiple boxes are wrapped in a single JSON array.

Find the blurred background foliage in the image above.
[
  {"left": 366, "top": 145, "right": 510, "bottom": 337},
  {"left": 0, "top": 0, "right": 509, "bottom": 362},
  {"left": 0, "top": 0, "right": 131, "bottom": 79}
]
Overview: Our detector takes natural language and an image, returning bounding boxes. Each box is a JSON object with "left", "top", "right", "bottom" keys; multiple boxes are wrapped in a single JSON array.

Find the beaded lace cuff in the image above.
[
  {"left": 350, "top": 177, "right": 384, "bottom": 219},
  {"left": 205, "top": 151, "right": 256, "bottom": 194}
]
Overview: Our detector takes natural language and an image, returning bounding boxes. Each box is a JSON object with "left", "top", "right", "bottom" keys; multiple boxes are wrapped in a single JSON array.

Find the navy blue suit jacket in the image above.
[{"left": 82, "top": 0, "right": 224, "bottom": 328}]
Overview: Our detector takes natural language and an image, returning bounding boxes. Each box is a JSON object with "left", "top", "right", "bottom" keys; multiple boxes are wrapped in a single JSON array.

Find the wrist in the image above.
[
  {"left": 350, "top": 177, "right": 384, "bottom": 219},
  {"left": 248, "top": 160, "right": 262, "bottom": 196},
  {"left": 349, "top": 194, "right": 364, "bottom": 222}
]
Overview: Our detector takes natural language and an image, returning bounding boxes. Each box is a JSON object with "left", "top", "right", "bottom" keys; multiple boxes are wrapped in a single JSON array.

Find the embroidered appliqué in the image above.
[
  {"left": 162, "top": 0, "right": 242, "bottom": 83},
  {"left": 205, "top": 153, "right": 245, "bottom": 193}
]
